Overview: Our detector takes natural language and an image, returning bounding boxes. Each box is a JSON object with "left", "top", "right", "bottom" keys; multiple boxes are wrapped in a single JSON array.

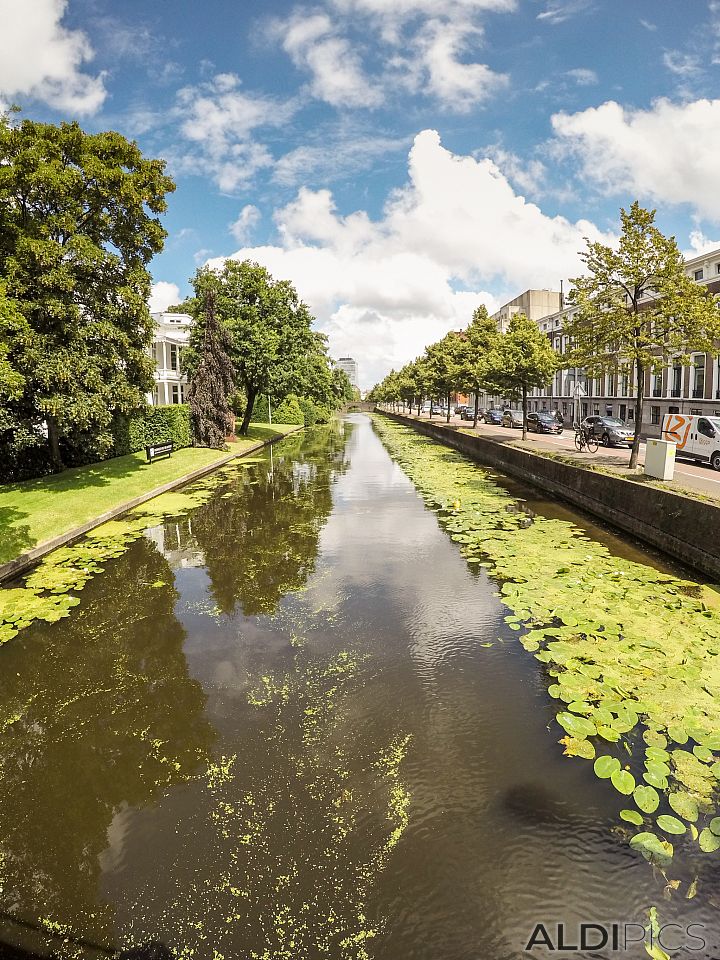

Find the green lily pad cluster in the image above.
[
  {"left": 374, "top": 416, "right": 720, "bottom": 867},
  {"left": 0, "top": 461, "right": 256, "bottom": 648}
]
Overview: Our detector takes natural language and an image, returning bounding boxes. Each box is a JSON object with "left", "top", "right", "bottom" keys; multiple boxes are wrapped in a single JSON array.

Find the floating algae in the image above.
[
  {"left": 119, "top": 644, "right": 412, "bottom": 960},
  {"left": 373, "top": 416, "right": 720, "bottom": 872},
  {"left": 0, "top": 460, "right": 261, "bottom": 647}
]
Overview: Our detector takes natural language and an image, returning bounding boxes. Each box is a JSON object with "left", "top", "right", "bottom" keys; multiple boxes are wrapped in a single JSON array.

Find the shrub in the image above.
[
  {"left": 252, "top": 395, "right": 270, "bottom": 422},
  {"left": 112, "top": 404, "right": 192, "bottom": 456},
  {"left": 298, "top": 396, "right": 317, "bottom": 427},
  {"left": 273, "top": 393, "right": 304, "bottom": 425}
]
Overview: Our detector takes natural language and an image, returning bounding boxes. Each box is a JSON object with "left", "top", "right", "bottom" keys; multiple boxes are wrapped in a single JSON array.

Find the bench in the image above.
[{"left": 145, "top": 441, "right": 173, "bottom": 463}]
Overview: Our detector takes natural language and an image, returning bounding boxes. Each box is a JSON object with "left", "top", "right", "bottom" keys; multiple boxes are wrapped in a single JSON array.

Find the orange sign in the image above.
[{"left": 663, "top": 414, "right": 691, "bottom": 449}]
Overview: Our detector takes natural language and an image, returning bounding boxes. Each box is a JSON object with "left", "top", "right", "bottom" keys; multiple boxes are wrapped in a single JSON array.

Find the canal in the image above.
[{"left": 0, "top": 414, "right": 719, "bottom": 958}]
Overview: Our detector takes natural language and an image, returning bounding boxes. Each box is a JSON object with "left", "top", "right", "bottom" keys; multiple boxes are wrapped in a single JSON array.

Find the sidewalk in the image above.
[{"left": 396, "top": 410, "right": 720, "bottom": 504}]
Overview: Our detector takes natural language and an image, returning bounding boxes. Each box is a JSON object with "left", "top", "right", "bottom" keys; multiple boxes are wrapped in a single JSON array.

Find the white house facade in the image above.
[{"left": 149, "top": 311, "right": 192, "bottom": 406}]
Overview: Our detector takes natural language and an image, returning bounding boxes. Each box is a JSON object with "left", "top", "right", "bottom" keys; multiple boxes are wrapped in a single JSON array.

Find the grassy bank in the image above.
[{"left": 0, "top": 423, "right": 297, "bottom": 565}]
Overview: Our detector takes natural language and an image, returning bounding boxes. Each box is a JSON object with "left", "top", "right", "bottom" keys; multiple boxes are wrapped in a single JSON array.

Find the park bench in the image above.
[{"left": 145, "top": 441, "right": 173, "bottom": 463}]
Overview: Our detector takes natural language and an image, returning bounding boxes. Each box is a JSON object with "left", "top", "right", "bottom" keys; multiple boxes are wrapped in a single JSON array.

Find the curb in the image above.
[{"left": 0, "top": 426, "right": 302, "bottom": 585}]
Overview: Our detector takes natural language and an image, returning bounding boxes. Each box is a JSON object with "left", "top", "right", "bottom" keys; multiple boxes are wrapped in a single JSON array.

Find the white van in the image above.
[{"left": 661, "top": 414, "right": 720, "bottom": 471}]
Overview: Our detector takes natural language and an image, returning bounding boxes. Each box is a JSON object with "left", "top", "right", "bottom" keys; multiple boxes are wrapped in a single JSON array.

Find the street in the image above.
[{"left": 397, "top": 409, "right": 720, "bottom": 501}]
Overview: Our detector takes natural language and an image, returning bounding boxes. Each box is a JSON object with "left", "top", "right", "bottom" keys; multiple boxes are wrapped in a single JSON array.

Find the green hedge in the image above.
[{"left": 112, "top": 404, "right": 192, "bottom": 455}]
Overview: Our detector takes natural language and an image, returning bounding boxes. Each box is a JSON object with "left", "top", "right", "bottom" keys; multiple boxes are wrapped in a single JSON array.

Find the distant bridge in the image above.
[{"left": 343, "top": 402, "right": 376, "bottom": 413}]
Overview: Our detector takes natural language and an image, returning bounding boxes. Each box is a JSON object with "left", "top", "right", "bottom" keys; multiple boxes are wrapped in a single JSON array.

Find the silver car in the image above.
[
  {"left": 502, "top": 409, "right": 524, "bottom": 429},
  {"left": 581, "top": 416, "right": 635, "bottom": 447}
]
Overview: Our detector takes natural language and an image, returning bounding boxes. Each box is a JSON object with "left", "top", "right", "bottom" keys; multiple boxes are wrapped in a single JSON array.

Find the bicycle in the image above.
[{"left": 573, "top": 423, "right": 599, "bottom": 453}]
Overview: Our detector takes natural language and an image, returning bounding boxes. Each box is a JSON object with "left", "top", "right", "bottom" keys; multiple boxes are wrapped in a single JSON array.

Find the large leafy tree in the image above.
[
  {"left": 0, "top": 116, "right": 174, "bottom": 471},
  {"left": 462, "top": 305, "right": 501, "bottom": 427},
  {"left": 183, "top": 260, "right": 317, "bottom": 436},
  {"left": 424, "top": 331, "right": 467, "bottom": 422},
  {"left": 491, "top": 313, "right": 557, "bottom": 440},
  {"left": 566, "top": 202, "right": 720, "bottom": 467},
  {"left": 187, "top": 292, "right": 235, "bottom": 448}
]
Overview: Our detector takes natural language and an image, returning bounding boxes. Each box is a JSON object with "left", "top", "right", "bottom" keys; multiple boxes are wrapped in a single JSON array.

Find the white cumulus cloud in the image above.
[
  {"left": 551, "top": 97, "right": 720, "bottom": 221},
  {"left": 229, "top": 205, "right": 261, "bottom": 243},
  {"left": 0, "top": 0, "right": 106, "bottom": 113},
  {"left": 204, "top": 130, "right": 610, "bottom": 387},
  {"left": 149, "top": 281, "right": 181, "bottom": 313},
  {"left": 173, "top": 74, "right": 297, "bottom": 192}
]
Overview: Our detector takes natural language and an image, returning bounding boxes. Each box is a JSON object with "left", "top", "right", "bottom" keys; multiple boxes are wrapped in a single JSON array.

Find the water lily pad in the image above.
[
  {"left": 630, "top": 831, "right": 673, "bottom": 863},
  {"left": 709, "top": 817, "right": 720, "bottom": 836},
  {"left": 693, "top": 745, "right": 713, "bottom": 763},
  {"left": 699, "top": 828, "right": 720, "bottom": 853},
  {"left": 611, "top": 769, "right": 635, "bottom": 795},
  {"left": 657, "top": 815, "right": 686, "bottom": 835},
  {"left": 594, "top": 756, "right": 621, "bottom": 779},
  {"left": 634, "top": 785, "right": 660, "bottom": 814},
  {"left": 667, "top": 724, "right": 689, "bottom": 745},
  {"left": 557, "top": 712, "right": 596, "bottom": 739},
  {"left": 668, "top": 792, "right": 699, "bottom": 822},
  {"left": 620, "top": 809, "right": 644, "bottom": 826}
]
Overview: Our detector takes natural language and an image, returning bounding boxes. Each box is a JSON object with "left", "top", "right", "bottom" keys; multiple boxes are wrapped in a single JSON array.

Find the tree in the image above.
[
  {"left": 424, "top": 331, "right": 467, "bottom": 422},
  {"left": 182, "top": 260, "right": 317, "bottom": 436},
  {"left": 566, "top": 202, "right": 720, "bottom": 467},
  {"left": 459, "top": 305, "right": 500, "bottom": 428},
  {"left": 491, "top": 314, "right": 557, "bottom": 440},
  {"left": 187, "top": 292, "right": 235, "bottom": 448},
  {"left": 0, "top": 116, "right": 174, "bottom": 471}
]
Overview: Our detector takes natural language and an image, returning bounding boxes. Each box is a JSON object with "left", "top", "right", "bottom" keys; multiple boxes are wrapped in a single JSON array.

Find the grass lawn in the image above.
[{"left": 0, "top": 422, "right": 298, "bottom": 566}]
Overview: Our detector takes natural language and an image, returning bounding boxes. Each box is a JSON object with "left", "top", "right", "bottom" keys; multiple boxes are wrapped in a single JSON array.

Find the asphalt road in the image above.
[{"left": 397, "top": 410, "right": 720, "bottom": 501}]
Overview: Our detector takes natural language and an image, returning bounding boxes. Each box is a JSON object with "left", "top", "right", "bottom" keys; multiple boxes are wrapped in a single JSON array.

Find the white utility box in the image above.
[{"left": 644, "top": 438, "right": 676, "bottom": 481}]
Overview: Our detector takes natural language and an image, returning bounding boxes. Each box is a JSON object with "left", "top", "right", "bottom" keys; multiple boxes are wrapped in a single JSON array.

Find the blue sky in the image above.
[{"left": 3, "top": 0, "right": 720, "bottom": 386}]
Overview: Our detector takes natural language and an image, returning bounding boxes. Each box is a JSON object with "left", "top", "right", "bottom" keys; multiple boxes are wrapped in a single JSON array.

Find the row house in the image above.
[
  {"left": 149, "top": 311, "right": 191, "bottom": 406},
  {"left": 478, "top": 248, "right": 720, "bottom": 435}
]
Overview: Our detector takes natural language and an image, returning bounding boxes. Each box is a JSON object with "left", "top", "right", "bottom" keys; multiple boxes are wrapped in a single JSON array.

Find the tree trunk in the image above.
[
  {"left": 446, "top": 391, "right": 451, "bottom": 423},
  {"left": 521, "top": 384, "right": 528, "bottom": 441},
  {"left": 47, "top": 415, "right": 63, "bottom": 473},
  {"left": 473, "top": 391, "right": 479, "bottom": 429},
  {"left": 240, "top": 387, "right": 256, "bottom": 436},
  {"left": 630, "top": 361, "right": 644, "bottom": 470}
]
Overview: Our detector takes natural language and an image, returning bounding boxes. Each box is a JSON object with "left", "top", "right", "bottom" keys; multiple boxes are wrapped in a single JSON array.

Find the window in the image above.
[
  {"left": 671, "top": 364, "right": 682, "bottom": 398},
  {"left": 668, "top": 406, "right": 680, "bottom": 415},
  {"left": 694, "top": 269, "right": 704, "bottom": 281},
  {"left": 691, "top": 408, "right": 702, "bottom": 415},
  {"left": 698, "top": 418, "right": 716, "bottom": 438},
  {"left": 717, "top": 263, "right": 720, "bottom": 275},
  {"left": 581, "top": 402, "right": 588, "bottom": 418},
  {"left": 169, "top": 344, "right": 179, "bottom": 371},
  {"left": 562, "top": 402, "right": 568, "bottom": 415},
  {"left": 651, "top": 369, "right": 662, "bottom": 397},
  {"left": 628, "top": 408, "right": 634, "bottom": 420},
  {"left": 692, "top": 354, "right": 706, "bottom": 398},
  {"left": 651, "top": 406, "right": 661, "bottom": 425},
  {"left": 593, "top": 404, "right": 600, "bottom": 415},
  {"left": 605, "top": 405, "right": 613, "bottom": 416},
  {"left": 171, "top": 385, "right": 181, "bottom": 404}
]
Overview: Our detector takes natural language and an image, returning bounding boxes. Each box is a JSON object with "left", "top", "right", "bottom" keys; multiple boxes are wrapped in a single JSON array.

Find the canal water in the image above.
[{"left": 0, "top": 414, "right": 719, "bottom": 959}]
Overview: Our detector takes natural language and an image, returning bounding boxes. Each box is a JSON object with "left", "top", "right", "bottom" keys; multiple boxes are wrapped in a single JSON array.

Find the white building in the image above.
[
  {"left": 337, "top": 356, "right": 359, "bottom": 389},
  {"left": 150, "top": 311, "right": 192, "bottom": 405}
]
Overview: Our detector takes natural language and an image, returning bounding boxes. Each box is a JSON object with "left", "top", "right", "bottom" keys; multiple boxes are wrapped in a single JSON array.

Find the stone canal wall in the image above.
[{"left": 379, "top": 411, "right": 720, "bottom": 581}]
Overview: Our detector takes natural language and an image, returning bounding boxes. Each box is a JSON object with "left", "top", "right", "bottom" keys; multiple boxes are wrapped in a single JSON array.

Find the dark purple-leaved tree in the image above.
[{"left": 187, "top": 292, "right": 235, "bottom": 449}]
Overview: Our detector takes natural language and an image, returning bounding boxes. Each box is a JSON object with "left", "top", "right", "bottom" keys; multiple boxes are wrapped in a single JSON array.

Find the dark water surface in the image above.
[{"left": 1, "top": 415, "right": 719, "bottom": 959}]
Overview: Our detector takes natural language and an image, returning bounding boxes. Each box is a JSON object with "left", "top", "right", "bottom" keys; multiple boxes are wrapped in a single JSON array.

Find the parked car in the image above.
[
  {"left": 502, "top": 409, "right": 524, "bottom": 429},
  {"left": 526, "top": 411, "right": 564, "bottom": 435},
  {"left": 454, "top": 403, "right": 470, "bottom": 415},
  {"left": 483, "top": 409, "right": 504, "bottom": 425},
  {"left": 460, "top": 407, "right": 476, "bottom": 421},
  {"left": 581, "top": 415, "right": 635, "bottom": 447},
  {"left": 430, "top": 404, "right": 448, "bottom": 416}
]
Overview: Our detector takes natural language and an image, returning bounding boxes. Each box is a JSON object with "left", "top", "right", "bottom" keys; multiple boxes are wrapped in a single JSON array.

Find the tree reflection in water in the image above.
[
  {"left": 0, "top": 536, "right": 215, "bottom": 953},
  {"left": 192, "top": 424, "right": 350, "bottom": 617}
]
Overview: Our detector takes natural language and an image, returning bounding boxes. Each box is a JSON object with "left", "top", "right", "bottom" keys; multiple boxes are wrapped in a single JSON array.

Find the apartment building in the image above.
[
  {"left": 478, "top": 250, "right": 720, "bottom": 435},
  {"left": 149, "top": 311, "right": 192, "bottom": 406}
]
